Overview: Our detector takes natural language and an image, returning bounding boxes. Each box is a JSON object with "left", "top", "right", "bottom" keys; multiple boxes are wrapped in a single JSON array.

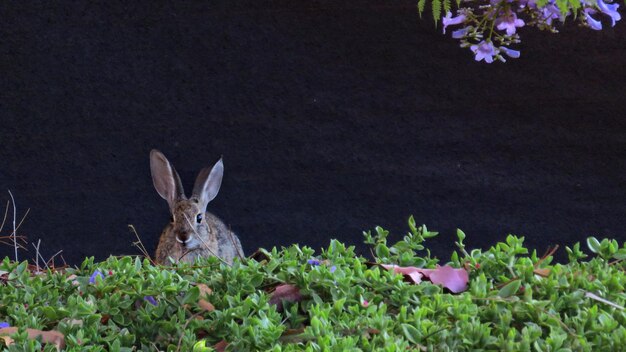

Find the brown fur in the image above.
[
  {"left": 155, "top": 207, "right": 242, "bottom": 265},
  {"left": 150, "top": 150, "right": 243, "bottom": 265}
]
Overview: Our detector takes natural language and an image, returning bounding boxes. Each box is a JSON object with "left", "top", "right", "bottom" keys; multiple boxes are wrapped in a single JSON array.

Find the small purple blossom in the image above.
[
  {"left": 518, "top": 0, "right": 537, "bottom": 8},
  {"left": 540, "top": 4, "right": 563, "bottom": 25},
  {"left": 442, "top": 12, "right": 467, "bottom": 34},
  {"left": 597, "top": 0, "right": 621, "bottom": 26},
  {"left": 329, "top": 265, "right": 337, "bottom": 273},
  {"left": 452, "top": 28, "right": 469, "bottom": 39},
  {"left": 585, "top": 10, "right": 603, "bottom": 30},
  {"left": 470, "top": 41, "right": 497, "bottom": 63},
  {"left": 307, "top": 259, "right": 321, "bottom": 266},
  {"left": 500, "top": 46, "right": 521, "bottom": 58},
  {"left": 144, "top": 296, "right": 158, "bottom": 306},
  {"left": 0, "top": 322, "right": 9, "bottom": 329},
  {"left": 496, "top": 11, "right": 525, "bottom": 35},
  {"left": 89, "top": 270, "right": 104, "bottom": 284}
]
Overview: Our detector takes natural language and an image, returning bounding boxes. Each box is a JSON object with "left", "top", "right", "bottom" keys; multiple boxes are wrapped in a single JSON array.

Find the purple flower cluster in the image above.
[{"left": 441, "top": 0, "right": 621, "bottom": 62}]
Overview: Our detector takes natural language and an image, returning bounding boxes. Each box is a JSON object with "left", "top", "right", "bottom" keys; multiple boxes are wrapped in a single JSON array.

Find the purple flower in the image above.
[
  {"left": 597, "top": 0, "right": 621, "bottom": 26},
  {"left": 541, "top": 4, "right": 563, "bottom": 25},
  {"left": 470, "top": 41, "right": 497, "bottom": 63},
  {"left": 585, "top": 10, "right": 603, "bottom": 30},
  {"left": 89, "top": 270, "right": 104, "bottom": 284},
  {"left": 500, "top": 46, "right": 521, "bottom": 58},
  {"left": 452, "top": 28, "right": 469, "bottom": 39},
  {"left": 329, "top": 265, "right": 337, "bottom": 273},
  {"left": 0, "top": 322, "right": 9, "bottom": 329},
  {"left": 518, "top": 0, "right": 537, "bottom": 8},
  {"left": 442, "top": 12, "right": 467, "bottom": 34},
  {"left": 307, "top": 259, "right": 321, "bottom": 266},
  {"left": 144, "top": 296, "right": 158, "bottom": 306},
  {"left": 496, "top": 11, "right": 525, "bottom": 35}
]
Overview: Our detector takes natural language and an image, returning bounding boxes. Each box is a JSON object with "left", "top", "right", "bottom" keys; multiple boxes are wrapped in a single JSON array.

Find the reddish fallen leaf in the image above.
[
  {"left": 533, "top": 268, "right": 551, "bottom": 277},
  {"left": 249, "top": 249, "right": 271, "bottom": 262},
  {"left": 214, "top": 339, "right": 229, "bottom": 352},
  {"left": 0, "top": 327, "right": 65, "bottom": 350},
  {"left": 198, "top": 299, "right": 215, "bottom": 312},
  {"left": 269, "top": 284, "right": 302, "bottom": 312},
  {"left": 196, "top": 283, "right": 215, "bottom": 312},
  {"left": 0, "top": 335, "right": 13, "bottom": 347},
  {"left": 380, "top": 264, "right": 469, "bottom": 293},
  {"left": 196, "top": 283, "right": 213, "bottom": 297}
]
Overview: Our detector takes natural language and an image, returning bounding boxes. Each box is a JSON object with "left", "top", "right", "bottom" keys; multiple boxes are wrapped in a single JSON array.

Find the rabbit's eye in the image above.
[{"left": 196, "top": 213, "right": 203, "bottom": 223}]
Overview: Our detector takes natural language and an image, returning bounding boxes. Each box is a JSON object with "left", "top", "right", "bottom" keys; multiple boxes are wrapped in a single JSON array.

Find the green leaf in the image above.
[
  {"left": 401, "top": 323, "right": 421, "bottom": 344},
  {"left": 418, "top": 0, "right": 427, "bottom": 17},
  {"left": 408, "top": 215, "right": 417, "bottom": 235},
  {"left": 193, "top": 339, "right": 211, "bottom": 352},
  {"left": 614, "top": 248, "right": 626, "bottom": 260},
  {"left": 498, "top": 279, "right": 521, "bottom": 298},
  {"left": 556, "top": 0, "right": 570, "bottom": 15},
  {"left": 41, "top": 306, "right": 58, "bottom": 320},
  {"left": 443, "top": 0, "right": 451, "bottom": 18},
  {"left": 183, "top": 286, "right": 200, "bottom": 305},
  {"left": 457, "top": 229, "right": 466, "bottom": 242},
  {"left": 587, "top": 237, "right": 601, "bottom": 253},
  {"left": 375, "top": 244, "right": 390, "bottom": 259},
  {"left": 432, "top": 0, "right": 442, "bottom": 25}
]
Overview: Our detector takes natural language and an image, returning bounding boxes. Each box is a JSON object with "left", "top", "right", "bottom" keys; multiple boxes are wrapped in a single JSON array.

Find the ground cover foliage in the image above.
[{"left": 1, "top": 217, "right": 625, "bottom": 351}]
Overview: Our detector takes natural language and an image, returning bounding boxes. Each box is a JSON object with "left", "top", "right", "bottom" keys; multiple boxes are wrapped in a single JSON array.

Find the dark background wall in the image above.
[{"left": 1, "top": 1, "right": 625, "bottom": 265}]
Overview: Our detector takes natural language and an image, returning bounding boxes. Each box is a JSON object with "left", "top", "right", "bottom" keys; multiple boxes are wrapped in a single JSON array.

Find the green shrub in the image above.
[{"left": 1, "top": 217, "right": 625, "bottom": 351}]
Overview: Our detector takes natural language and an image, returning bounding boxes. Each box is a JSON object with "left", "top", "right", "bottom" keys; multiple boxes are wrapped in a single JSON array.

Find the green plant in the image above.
[{"left": 0, "top": 218, "right": 625, "bottom": 351}]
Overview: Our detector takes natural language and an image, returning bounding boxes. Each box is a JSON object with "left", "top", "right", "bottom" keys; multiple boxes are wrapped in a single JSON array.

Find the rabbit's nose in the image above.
[{"left": 176, "top": 235, "right": 190, "bottom": 245}]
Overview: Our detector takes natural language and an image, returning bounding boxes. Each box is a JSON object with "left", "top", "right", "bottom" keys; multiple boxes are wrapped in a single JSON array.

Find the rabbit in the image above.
[{"left": 150, "top": 149, "right": 243, "bottom": 265}]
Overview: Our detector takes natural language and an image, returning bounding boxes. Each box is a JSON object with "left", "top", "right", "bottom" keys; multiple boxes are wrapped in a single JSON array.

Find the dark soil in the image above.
[{"left": 1, "top": 1, "right": 625, "bottom": 265}]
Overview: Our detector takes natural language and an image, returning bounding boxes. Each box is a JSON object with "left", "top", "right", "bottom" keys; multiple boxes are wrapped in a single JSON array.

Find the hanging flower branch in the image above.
[{"left": 419, "top": 0, "right": 622, "bottom": 62}]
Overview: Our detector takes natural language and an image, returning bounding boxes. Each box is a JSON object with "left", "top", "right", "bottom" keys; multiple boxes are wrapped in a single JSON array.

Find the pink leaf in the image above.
[
  {"left": 380, "top": 264, "right": 423, "bottom": 284},
  {"left": 380, "top": 264, "right": 469, "bottom": 293},
  {"left": 420, "top": 265, "right": 469, "bottom": 293}
]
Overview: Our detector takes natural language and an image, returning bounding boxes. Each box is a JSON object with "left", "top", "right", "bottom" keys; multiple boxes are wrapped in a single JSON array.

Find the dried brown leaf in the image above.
[
  {"left": 269, "top": 284, "right": 302, "bottom": 312},
  {"left": 198, "top": 299, "right": 215, "bottom": 312},
  {"left": 533, "top": 268, "right": 551, "bottom": 277},
  {"left": 0, "top": 327, "right": 65, "bottom": 350},
  {"left": 214, "top": 339, "right": 229, "bottom": 352}
]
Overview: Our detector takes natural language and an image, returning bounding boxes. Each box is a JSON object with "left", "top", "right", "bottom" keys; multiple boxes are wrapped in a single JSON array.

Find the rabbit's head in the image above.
[{"left": 150, "top": 149, "right": 224, "bottom": 250}]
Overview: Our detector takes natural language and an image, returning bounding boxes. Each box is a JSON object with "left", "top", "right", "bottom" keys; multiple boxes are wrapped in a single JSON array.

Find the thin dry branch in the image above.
[
  {"left": 128, "top": 224, "right": 157, "bottom": 266},
  {"left": 0, "top": 200, "right": 9, "bottom": 233},
  {"left": 0, "top": 235, "right": 27, "bottom": 249},
  {"left": 176, "top": 311, "right": 203, "bottom": 352},
  {"left": 585, "top": 291, "right": 625, "bottom": 310},
  {"left": 228, "top": 223, "right": 245, "bottom": 260},
  {"left": 11, "top": 207, "right": 31, "bottom": 236},
  {"left": 33, "top": 239, "right": 42, "bottom": 272},
  {"left": 46, "top": 250, "right": 63, "bottom": 269},
  {"left": 8, "top": 190, "right": 18, "bottom": 262}
]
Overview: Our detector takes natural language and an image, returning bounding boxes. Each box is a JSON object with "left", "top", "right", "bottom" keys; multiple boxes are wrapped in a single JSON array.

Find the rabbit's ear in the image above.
[
  {"left": 150, "top": 149, "right": 185, "bottom": 209},
  {"left": 192, "top": 157, "right": 224, "bottom": 209}
]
